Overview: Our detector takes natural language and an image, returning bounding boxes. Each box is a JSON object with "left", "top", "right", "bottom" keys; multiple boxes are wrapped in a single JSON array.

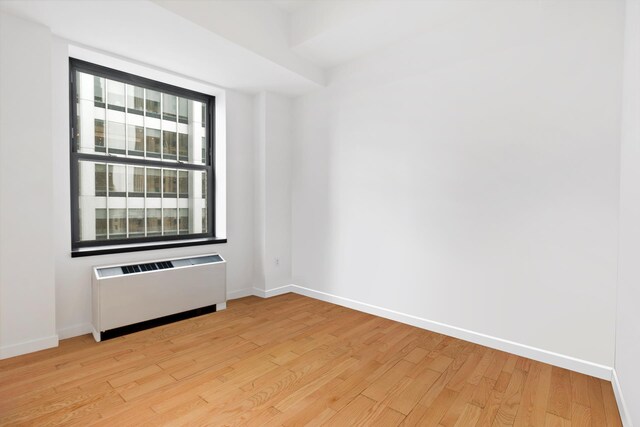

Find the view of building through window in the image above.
[{"left": 72, "top": 62, "right": 212, "bottom": 245}]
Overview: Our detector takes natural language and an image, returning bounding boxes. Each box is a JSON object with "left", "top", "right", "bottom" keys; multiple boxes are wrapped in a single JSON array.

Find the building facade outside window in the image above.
[{"left": 70, "top": 59, "right": 216, "bottom": 255}]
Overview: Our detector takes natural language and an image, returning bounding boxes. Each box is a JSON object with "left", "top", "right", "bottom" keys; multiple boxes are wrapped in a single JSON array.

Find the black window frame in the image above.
[{"left": 69, "top": 58, "right": 225, "bottom": 257}]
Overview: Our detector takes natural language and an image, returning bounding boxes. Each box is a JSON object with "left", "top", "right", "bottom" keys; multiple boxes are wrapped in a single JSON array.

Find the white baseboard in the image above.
[
  {"left": 258, "top": 284, "right": 613, "bottom": 381},
  {"left": 57, "top": 323, "right": 93, "bottom": 340},
  {"left": 612, "top": 369, "right": 633, "bottom": 426},
  {"left": 0, "top": 334, "right": 59, "bottom": 360},
  {"left": 227, "top": 288, "right": 254, "bottom": 300},
  {"left": 253, "top": 285, "right": 293, "bottom": 299}
]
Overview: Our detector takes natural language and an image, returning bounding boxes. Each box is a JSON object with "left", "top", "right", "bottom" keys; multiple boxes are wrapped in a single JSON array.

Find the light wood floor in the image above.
[{"left": 0, "top": 293, "right": 622, "bottom": 426}]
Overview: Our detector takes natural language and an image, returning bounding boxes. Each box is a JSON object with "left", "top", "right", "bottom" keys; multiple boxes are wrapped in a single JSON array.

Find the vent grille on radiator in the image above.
[{"left": 96, "top": 255, "right": 223, "bottom": 278}]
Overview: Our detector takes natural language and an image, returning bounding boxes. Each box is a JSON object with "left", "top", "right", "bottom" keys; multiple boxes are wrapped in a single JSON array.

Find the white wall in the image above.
[
  {"left": 264, "top": 94, "right": 293, "bottom": 291},
  {"left": 615, "top": 0, "right": 640, "bottom": 424},
  {"left": 253, "top": 92, "right": 293, "bottom": 295},
  {"left": 0, "top": 13, "right": 57, "bottom": 358},
  {"left": 291, "top": 0, "right": 625, "bottom": 369}
]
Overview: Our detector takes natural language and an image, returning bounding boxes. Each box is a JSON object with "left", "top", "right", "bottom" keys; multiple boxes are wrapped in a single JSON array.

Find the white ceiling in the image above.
[
  {"left": 0, "top": 0, "right": 323, "bottom": 96},
  {"left": 288, "top": 1, "right": 498, "bottom": 68},
  {"left": 0, "top": 0, "right": 507, "bottom": 95},
  {"left": 270, "top": 0, "right": 311, "bottom": 14}
]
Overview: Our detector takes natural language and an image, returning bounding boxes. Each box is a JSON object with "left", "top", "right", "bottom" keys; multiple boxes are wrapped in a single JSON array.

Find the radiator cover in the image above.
[{"left": 91, "top": 254, "right": 226, "bottom": 341}]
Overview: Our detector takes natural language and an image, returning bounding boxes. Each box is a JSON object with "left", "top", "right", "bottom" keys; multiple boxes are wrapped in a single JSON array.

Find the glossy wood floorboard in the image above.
[{"left": 0, "top": 294, "right": 622, "bottom": 426}]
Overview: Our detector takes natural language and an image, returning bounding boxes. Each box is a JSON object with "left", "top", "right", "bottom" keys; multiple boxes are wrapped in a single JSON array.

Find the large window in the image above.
[{"left": 70, "top": 59, "right": 219, "bottom": 255}]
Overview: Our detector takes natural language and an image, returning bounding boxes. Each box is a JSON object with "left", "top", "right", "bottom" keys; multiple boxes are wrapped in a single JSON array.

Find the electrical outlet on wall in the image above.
[{"left": 275, "top": 258, "right": 280, "bottom": 266}]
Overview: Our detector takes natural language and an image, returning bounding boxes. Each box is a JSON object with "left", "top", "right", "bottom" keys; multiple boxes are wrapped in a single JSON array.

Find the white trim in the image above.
[
  {"left": 57, "top": 323, "right": 92, "bottom": 340},
  {"left": 217, "top": 302, "right": 227, "bottom": 311},
  {"left": 0, "top": 335, "right": 59, "bottom": 360},
  {"left": 612, "top": 369, "right": 633, "bottom": 427},
  {"left": 227, "top": 288, "right": 254, "bottom": 300},
  {"left": 253, "top": 285, "right": 292, "bottom": 299},
  {"left": 257, "top": 284, "right": 614, "bottom": 380}
]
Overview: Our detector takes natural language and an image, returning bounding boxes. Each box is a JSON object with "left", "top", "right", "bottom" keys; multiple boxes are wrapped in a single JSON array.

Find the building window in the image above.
[
  {"left": 147, "top": 208, "right": 162, "bottom": 236},
  {"left": 109, "top": 208, "right": 127, "bottom": 238},
  {"left": 163, "top": 169, "right": 177, "bottom": 197},
  {"left": 128, "top": 208, "right": 145, "bottom": 237},
  {"left": 107, "top": 121, "right": 125, "bottom": 154},
  {"left": 163, "top": 208, "right": 177, "bottom": 235},
  {"left": 107, "top": 80, "right": 125, "bottom": 111},
  {"left": 127, "top": 84, "right": 144, "bottom": 114},
  {"left": 146, "top": 89, "right": 161, "bottom": 118},
  {"left": 70, "top": 58, "right": 215, "bottom": 253},
  {"left": 179, "top": 170, "right": 189, "bottom": 198},
  {"left": 146, "top": 168, "right": 161, "bottom": 197},
  {"left": 163, "top": 94, "right": 177, "bottom": 121},
  {"left": 94, "top": 119, "right": 105, "bottom": 152},
  {"left": 127, "top": 125, "right": 144, "bottom": 156},
  {"left": 128, "top": 167, "right": 145, "bottom": 197},
  {"left": 179, "top": 208, "right": 189, "bottom": 234},
  {"left": 146, "top": 128, "right": 161, "bottom": 158},
  {"left": 96, "top": 209, "right": 107, "bottom": 239},
  {"left": 178, "top": 97, "right": 188, "bottom": 124},
  {"left": 95, "top": 164, "right": 106, "bottom": 196},
  {"left": 94, "top": 77, "right": 104, "bottom": 106},
  {"left": 179, "top": 133, "right": 189, "bottom": 162},
  {"left": 163, "top": 130, "right": 177, "bottom": 160}
]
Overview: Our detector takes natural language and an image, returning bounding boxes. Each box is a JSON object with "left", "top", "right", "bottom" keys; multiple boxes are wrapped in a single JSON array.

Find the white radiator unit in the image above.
[{"left": 91, "top": 253, "right": 226, "bottom": 342}]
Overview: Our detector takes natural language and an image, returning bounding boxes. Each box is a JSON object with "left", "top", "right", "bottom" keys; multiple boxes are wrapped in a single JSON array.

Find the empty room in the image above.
[{"left": 0, "top": 0, "right": 638, "bottom": 425}]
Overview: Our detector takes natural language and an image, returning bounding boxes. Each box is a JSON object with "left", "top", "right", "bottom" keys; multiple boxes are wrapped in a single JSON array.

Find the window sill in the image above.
[{"left": 71, "top": 237, "right": 227, "bottom": 258}]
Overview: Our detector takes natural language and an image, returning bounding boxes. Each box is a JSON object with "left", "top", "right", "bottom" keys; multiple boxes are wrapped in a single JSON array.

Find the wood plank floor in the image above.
[{"left": 0, "top": 293, "right": 622, "bottom": 426}]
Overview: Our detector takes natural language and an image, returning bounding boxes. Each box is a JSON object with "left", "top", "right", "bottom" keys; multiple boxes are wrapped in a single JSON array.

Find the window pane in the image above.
[
  {"left": 109, "top": 208, "right": 126, "bottom": 238},
  {"left": 146, "top": 89, "right": 160, "bottom": 117},
  {"left": 96, "top": 209, "right": 107, "bottom": 239},
  {"left": 128, "top": 208, "right": 145, "bottom": 237},
  {"left": 75, "top": 72, "right": 206, "bottom": 165},
  {"left": 179, "top": 133, "right": 189, "bottom": 161},
  {"left": 78, "top": 161, "right": 209, "bottom": 242},
  {"left": 179, "top": 208, "right": 189, "bottom": 234},
  {"left": 178, "top": 97, "right": 188, "bottom": 123},
  {"left": 163, "top": 208, "right": 177, "bottom": 235},
  {"left": 128, "top": 166, "right": 145, "bottom": 195},
  {"left": 201, "top": 171, "right": 207, "bottom": 199},
  {"left": 127, "top": 84, "right": 144, "bottom": 112},
  {"left": 147, "top": 208, "right": 162, "bottom": 236},
  {"left": 202, "top": 208, "right": 207, "bottom": 234},
  {"left": 163, "top": 131, "right": 177, "bottom": 160},
  {"left": 147, "top": 168, "right": 161, "bottom": 197},
  {"left": 178, "top": 170, "right": 189, "bottom": 198},
  {"left": 108, "top": 121, "right": 125, "bottom": 154},
  {"left": 127, "top": 125, "right": 144, "bottom": 155},
  {"left": 107, "top": 80, "right": 125, "bottom": 109},
  {"left": 163, "top": 169, "right": 177, "bottom": 196},
  {"left": 201, "top": 137, "right": 206, "bottom": 164},
  {"left": 108, "top": 164, "right": 126, "bottom": 195},
  {"left": 94, "top": 119, "right": 105, "bottom": 152},
  {"left": 146, "top": 128, "right": 160, "bottom": 158},
  {"left": 197, "top": 101, "right": 206, "bottom": 127},
  {"left": 95, "top": 164, "right": 106, "bottom": 196},
  {"left": 163, "top": 94, "right": 177, "bottom": 121},
  {"left": 94, "top": 76, "right": 104, "bottom": 104}
]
